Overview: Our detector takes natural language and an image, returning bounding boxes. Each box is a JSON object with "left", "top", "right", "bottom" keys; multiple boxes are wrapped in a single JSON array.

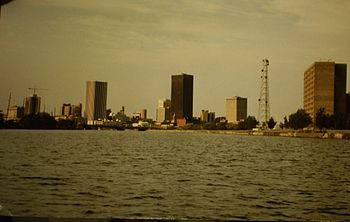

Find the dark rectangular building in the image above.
[
  {"left": 334, "top": 64, "right": 347, "bottom": 116},
  {"left": 171, "top": 73, "right": 194, "bottom": 120}
]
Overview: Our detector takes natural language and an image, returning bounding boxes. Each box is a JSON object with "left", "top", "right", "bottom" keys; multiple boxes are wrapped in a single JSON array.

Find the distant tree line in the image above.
[
  {"left": 280, "top": 108, "right": 350, "bottom": 130},
  {"left": 0, "top": 112, "right": 85, "bottom": 129},
  {"left": 2, "top": 107, "right": 349, "bottom": 131}
]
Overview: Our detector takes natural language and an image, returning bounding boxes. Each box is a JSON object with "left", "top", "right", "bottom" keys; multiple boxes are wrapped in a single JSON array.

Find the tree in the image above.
[
  {"left": 288, "top": 109, "right": 312, "bottom": 130},
  {"left": 20, "top": 113, "right": 57, "bottom": 129},
  {"left": 283, "top": 116, "right": 289, "bottom": 129},
  {"left": 238, "top": 116, "right": 258, "bottom": 130},
  {"left": 315, "top": 108, "right": 347, "bottom": 130},
  {"left": 267, "top": 117, "right": 277, "bottom": 129},
  {"left": 315, "top": 108, "right": 328, "bottom": 130}
]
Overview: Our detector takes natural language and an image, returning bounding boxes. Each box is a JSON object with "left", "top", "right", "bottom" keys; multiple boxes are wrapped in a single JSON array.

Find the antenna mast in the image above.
[{"left": 258, "top": 59, "right": 270, "bottom": 126}]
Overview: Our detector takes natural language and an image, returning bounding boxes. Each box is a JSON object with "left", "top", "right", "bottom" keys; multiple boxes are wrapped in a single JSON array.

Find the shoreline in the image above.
[
  {"left": 150, "top": 129, "right": 350, "bottom": 140},
  {"left": 2, "top": 128, "right": 350, "bottom": 140}
]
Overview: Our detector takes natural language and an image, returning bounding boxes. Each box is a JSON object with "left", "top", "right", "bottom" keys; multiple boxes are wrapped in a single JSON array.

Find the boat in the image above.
[{"left": 133, "top": 121, "right": 150, "bottom": 131}]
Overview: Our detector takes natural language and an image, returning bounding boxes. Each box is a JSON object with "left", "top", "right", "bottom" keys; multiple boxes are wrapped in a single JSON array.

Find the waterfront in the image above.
[{"left": 0, "top": 130, "right": 349, "bottom": 220}]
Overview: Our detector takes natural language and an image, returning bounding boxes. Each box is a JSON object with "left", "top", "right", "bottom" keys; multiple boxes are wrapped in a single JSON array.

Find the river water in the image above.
[{"left": 0, "top": 130, "right": 349, "bottom": 220}]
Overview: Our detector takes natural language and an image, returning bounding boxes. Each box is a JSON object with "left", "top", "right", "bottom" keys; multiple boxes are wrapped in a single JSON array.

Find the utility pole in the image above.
[{"left": 258, "top": 59, "right": 270, "bottom": 127}]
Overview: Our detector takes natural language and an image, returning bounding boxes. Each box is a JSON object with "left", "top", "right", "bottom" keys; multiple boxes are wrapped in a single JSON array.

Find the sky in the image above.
[{"left": 1, "top": 0, "right": 350, "bottom": 121}]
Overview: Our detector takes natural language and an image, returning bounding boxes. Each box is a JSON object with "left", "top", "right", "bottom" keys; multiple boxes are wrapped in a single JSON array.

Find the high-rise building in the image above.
[
  {"left": 140, "top": 109, "right": 147, "bottom": 120},
  {"left": 61, "top": 104, "right": 72, "bottom": 117},
  {"left": 200, "top": 110, "right": 209, "bottom": 122},
  {"left": 208, "top": 112, "right": 215, "bottom": 123},
  {"left": 72, "top": 103, "right": 82, "bottom": 118},
  {"left": 156, "top": 99, "right": 171, "bottom": 123},
  {"left": 226, "top": 96, "right": 247, "bottom": 123},
  {"left": 24, "top": 94, "right": 41, "bottom": 115},
  {"left": 61, "top": 103, "right": 82, "bottom": 118},
  {"left": 200, "top": 110, "right": 216, "bottom": 123},
  {"left": 347, "top": 94, "right": 350, "bottom": 115},
  {"left": 171, "top": 73, "right": 194, "bottom": 120},
  {"left": 85, "top": 81, "right": 108, "bottom": 124},
  {"left": 7, "top": 106, "right": 24, "bottom": 120},
  {"left": 304, "top": 62, "right": 347, "bottom": 120}
]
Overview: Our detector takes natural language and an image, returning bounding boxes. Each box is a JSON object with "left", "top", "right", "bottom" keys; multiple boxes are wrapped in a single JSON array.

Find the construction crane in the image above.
[{"left": 28, "top": 87, "right": 48, "bottom": 95}]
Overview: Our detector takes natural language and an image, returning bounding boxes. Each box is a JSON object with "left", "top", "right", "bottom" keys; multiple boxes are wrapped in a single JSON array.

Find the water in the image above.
[{"left": 0, "top": 130, "right": 349, "bottom": 220}]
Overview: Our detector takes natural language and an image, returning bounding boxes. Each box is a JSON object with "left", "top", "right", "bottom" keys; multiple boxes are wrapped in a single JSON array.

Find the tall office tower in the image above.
[
  {"left": 140, "top": 109, "right": 147, "bottom": 120},
  {"left": 171, "top": 73, "right": 194, "bottom": 120},
  {"left": 156, "top": 99, "right": 171, "bottom": 123},
  {"left": 334, "top": 64, "right": 347, "bottom": 115},
  {"left": 208, "top": 112, "right": 215, "bottom": 123},
  {"left": 200, "top": 110, "right": 209, "bottom": 122},
  {"left": 24, "top": 94, "right": 41, "bottom": 115},
  {"left": 226, "top": 96, "right": 247, "bottom": 123},
  {"left": 85, "top": 81, "right": 108, "bottom": 123},
  {"left": 304, "top": 62, "right": 347, "bottom": 120}
]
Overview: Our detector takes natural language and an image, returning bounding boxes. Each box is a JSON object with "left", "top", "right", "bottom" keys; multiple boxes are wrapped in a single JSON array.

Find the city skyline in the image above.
[{"left": 1, "top": 1, "right": 350, "bottom": 121}]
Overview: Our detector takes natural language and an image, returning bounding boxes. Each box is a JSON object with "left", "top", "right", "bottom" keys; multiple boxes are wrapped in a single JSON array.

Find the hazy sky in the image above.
[{"left": 1, "top": 0, "right": 349, "bottom": 121}]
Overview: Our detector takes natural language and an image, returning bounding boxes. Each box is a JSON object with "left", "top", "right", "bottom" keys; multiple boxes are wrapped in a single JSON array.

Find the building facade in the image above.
[
  {"left": 304, "top": 62, "right": 347, "bottom": 120},
  {"left": 61, "top": 103, "right": 82, "bottom": 118},
  {"left": 85, "top": 81, "right": 108, "bottom": 124},
  {"left": 346, "top": 93, "right": 350, "bottom": 115},
  {"left": 24, "top": 94, "right": 41, "bottom": 115},
  {"left": 226, "top": 96, "right": 247, "bottom": 123},
  {"left": 140, "top": 109, "right": 147, "bottom": 120},
  {"left": 171, "top": 73, "right": 193, "bottom": 120},
  {"left": 200, "top": 110, "right": 215, "bottom": 123},
  {"left": 7, "top": 106, "right": 24, "bottom": 120},
  {"left": 156, "top": 99, "right": 171, "bottom": 123}
]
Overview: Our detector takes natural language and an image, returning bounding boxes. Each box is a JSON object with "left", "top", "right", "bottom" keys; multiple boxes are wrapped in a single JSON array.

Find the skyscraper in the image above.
[
  {"left": 304, "top": 62, "right": 347, "bottom": 120},
  {"left": 171, "top": 73, "right": 194, "bottom": 120},
  {"left": 24, "top": 94, "right": 41, "bottom": 115},
  {"left": 200, "top": 110, "right": 215, "bottom": 123},
  {"left": 156, "top": 99, "right": 171, "bottom": 123},
  {"left": 85, "top": 81, "right": 107, "bottom": 124},
  {"left": 226, "top": 96, "right": 247, "bottom": 123}
]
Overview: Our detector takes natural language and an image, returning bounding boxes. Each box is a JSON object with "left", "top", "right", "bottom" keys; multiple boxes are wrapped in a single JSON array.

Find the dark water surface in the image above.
[{"left": 0, "top": 130, "right": 349, "bottom": 220}]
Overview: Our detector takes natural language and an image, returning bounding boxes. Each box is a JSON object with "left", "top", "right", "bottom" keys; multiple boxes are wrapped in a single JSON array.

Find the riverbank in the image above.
[
  {"left": 155, "top": 129, "right": 350, "bottom": 140},
  {"left": 207, "top": 130, "right": 350, "bottom": 140}
]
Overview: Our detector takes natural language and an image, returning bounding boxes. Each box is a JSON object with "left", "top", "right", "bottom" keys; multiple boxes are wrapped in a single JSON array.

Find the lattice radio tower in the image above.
[{"left": 258, "top": 59, "right": 270, "bottom": 126}]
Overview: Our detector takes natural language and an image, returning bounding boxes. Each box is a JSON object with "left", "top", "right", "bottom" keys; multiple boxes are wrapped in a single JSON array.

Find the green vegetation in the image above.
[
  {"left": 267, "top": 117, "right": 277, "bottom": 129},
  {"left": 287, "top": 109, "right": 312, "bottom": 130},
  {"left": 238, "top": 116, "right": 259, "bottom": 130},
  {"left": 315, "top": 108, "right": 349, "bottom": 130}
]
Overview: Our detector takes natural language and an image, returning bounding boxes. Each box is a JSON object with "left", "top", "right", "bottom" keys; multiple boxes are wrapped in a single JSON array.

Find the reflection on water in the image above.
[{"left": 0, "top": 130, "right": 349, "bottom": 220}]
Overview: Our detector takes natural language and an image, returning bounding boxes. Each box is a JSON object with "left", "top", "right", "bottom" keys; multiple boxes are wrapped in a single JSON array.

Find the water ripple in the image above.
[{"left": 0, "top": 130, "right": 349, "bottom": 220}]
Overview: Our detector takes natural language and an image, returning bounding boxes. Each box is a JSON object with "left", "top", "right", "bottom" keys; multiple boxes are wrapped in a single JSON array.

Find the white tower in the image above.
[{"left": 258, "top": 59, "right": 270, "bottom": 126}]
